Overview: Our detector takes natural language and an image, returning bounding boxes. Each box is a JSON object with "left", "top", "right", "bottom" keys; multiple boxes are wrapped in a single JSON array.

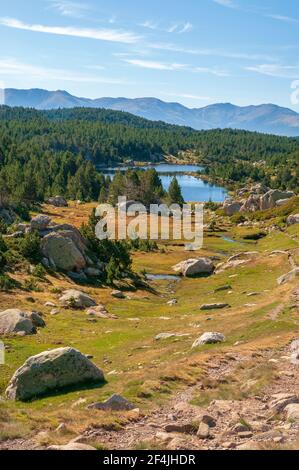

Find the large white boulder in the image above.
[
  {"left": 41, "top": 232, "right": 86, "bottom": 272},
  {"left": 173, "top": 258, "right": 215, "bottom": 277},
  {"left": 192, "top": 332, "right": 225, "bottom": 348},
  {"left": 5, "top": 347, "right": 105, "bottom": 401},
  {"left": 0, "top": 309, "right": 37, "bottom": 335},
  {"left": 59, "top": 289, "right": 97, "bottom": 309}
]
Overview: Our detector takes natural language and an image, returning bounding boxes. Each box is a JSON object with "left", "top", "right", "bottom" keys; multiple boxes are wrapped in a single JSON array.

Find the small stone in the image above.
[
  {"left": 111, "top": 290, "right": 125, "bottom": 299},
  {"left": 200, "top": 303, "right": 230, "bottom": 311},
  {"left": 55, "top": 423, "right": 68, "bottom": 435},
  {"left": 197, "top": 422, "right": 210, "bottom": 439},
  {"left": 201, "top": 415, "right": 216, "bottom": 427},
  {"left": 238, "top": 431, "right": 253, "bottom": 439},
  {"left": 87, "top": 394, "right": 135, "bottom": 411}
]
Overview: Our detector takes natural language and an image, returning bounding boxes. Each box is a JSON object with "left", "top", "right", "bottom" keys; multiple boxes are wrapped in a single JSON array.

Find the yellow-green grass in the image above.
[{"left": 1, "top": 204, "right": 299, "bottom": 443}]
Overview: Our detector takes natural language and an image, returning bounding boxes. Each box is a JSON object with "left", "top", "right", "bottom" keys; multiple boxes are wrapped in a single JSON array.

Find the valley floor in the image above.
[{"left": 1, "top": 202, "right": 299, "bottom": 451}]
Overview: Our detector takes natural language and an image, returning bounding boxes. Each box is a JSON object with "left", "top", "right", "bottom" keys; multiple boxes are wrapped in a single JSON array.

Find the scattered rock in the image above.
[
  {"left": 223, "top": 200, "right": 241, "bottom": 216},
  {"left": 200, "top": 303, "right": 230, "bottom": 311},
  {"left": 55, "top": 423, "right": 68, "bottom": 435},
  {"left": 30, "top": 214, "right": 51, "bottom": 231},
  {"left": 0, "top": 309, "right": 36, "bottom": 335},
  {"left": 277, "top": 268, "right": 299, "bottom": 285},
  {"left": 27, "top": 311, "right": 45, "bottom": 328},
  {"left": 86, "top": 306, "right": 117, "bottom": 319},
  {"left": 84, "top": 267, "right": 102, "bottom": 278},
  {"left": 197, "top": 422, "right": 210, "bottom": 439},
  {"left": 173, "top": 258, "right": 215, "bottom": 277},
  {"left": 87, "top": 394, "right": 135, "bottom": 411},
  {"left": 285, "top": 404, "right": 299, "bottom": 421},
  {"left": 47, "top": 442, "right": 96, "bottom": 451},
  {"left": 214, "top": 285, "right": 232, "bottom": 293},
  {"left": 192, "top": 332, "right": 225, "bottom": 348},
  {"left": 59, "top": 289, "right": 97, "bottom": 309},
  {"left": 5, "top": 347, "right": 104, "bottom": 401},
  {"left": 269, "top": 393, "right": 299, "bottom": 412},
  {"left": 260, "top": 189, "right": 294, "bottom": 211},
  {"left": 164, "top": 423, "right": 195, "bottom": 434},
  {"left": 201, "top": 414, "right": 217, "bottom": 428},
  {"left": 238, "top": 431, "right": 253, "bottom": 439},
  {"left": 111, "top": 290, "right": 125, "bottom": 299},
  {"left": 167, "top": 299, "right": 178, "bottom": 306},
  {"left": 287, "top": 214, "right": 299, "bottom": 226},
  {"left": 47, "top": 196, "right": 68, "bottom": 207}
]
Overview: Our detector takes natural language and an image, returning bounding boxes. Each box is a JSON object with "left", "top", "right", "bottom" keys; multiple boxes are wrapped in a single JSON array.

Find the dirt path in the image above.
[{"left": 73, "top": 344, "right": 299, "bottom": 450}]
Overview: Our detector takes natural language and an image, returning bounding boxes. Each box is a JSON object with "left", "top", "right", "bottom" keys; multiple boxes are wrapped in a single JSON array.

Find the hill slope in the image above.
[{"left": 2, "top": 88, "right": 299, "bottom": 136}]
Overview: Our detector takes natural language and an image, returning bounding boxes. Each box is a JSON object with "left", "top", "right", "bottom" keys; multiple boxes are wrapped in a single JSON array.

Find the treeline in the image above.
[{"left": 0, "top": 106, "right": 299, "bottom": 204}]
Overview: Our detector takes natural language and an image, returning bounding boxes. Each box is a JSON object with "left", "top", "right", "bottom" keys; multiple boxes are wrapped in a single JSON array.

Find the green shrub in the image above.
[
  {"left": 19, "top": 231, "right": 42, "bottom": 263},
  {"left": 0, "top": 274, "right": 16, "bottom": 291},
  {"left": 231, "top": 213, "right": 247, "bottom": 224},
  {"left": 23, "top": 277, "right": 43, "bottom": 292},
  {"left": 31, "top": 263, "right": 46, "bottom": 279}
]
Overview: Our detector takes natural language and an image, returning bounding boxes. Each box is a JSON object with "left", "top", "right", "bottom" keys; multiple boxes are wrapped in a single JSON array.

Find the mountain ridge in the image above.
[{"left": 2, "top": 88, "right": 299, "bottom": 136}]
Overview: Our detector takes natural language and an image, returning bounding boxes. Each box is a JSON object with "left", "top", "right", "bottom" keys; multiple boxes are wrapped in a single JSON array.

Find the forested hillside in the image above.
[{"left": 0, "top": 105, "right": 299, "bottom": 205}]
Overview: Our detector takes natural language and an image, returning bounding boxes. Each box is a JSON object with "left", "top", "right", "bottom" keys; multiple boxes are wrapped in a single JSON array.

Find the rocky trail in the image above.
[{"left": 75, "top": 342, "right": 298, "bottom": 451}]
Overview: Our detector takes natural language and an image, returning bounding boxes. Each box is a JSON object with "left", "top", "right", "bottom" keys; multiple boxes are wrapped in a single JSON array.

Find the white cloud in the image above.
[
  {"left": 213, "top": 0, "right": 237, "bottom": 8},
  {"left": 195, "top": 66, "right": 229, "bottom": 77},
  {"left": 123, "top": 59, "right": 186, "bottom": 70},
  {"left": 0, "top": 17, "right": 141, "bottom": 44},
  {"left": 266, "top": 14, "right": 299, "bottom": 24},
  {"left": 163, "top": 92, "right": 212, "bottom": 101},
  {"left": 49, "top": 1, "right": 91, "bottom": 19},
  {"left": 0, "top": 57, "right": 127, "bottom": 84},
  {"left": 123, "top": 58, "right": 229, "bottom": 76},
  {"left": 147, "top": 42, "right": 273, "bottom": 61},
  {"left": 140, "top": 20, "right": 193, "bottom": 34},
  {"left": 178, "top": 22, "right": 193, "bottom": 33},
  {"left": 140, "top": 20, "right": 159, "bottom": 30},
  {"left": 246, "top": 63, "right": 299, "bottom": 79}
]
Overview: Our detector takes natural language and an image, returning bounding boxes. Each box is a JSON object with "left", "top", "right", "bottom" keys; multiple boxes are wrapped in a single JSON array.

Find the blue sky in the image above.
[{"left": 1, "top": 0, "right": 299, "bottom": 109}]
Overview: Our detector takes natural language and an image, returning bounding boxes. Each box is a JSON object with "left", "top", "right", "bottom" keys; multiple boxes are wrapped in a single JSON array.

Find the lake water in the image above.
[{"left": 100, "top": 164, "right": 227, "bottom": 202}]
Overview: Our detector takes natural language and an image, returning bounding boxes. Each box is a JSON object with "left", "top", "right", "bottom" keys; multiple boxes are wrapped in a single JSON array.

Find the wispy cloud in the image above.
[
  {"left": 213, "top": 0, "right": 237, "bottom": 9},
  {"left": 178, "top": 22, "right": 193, "bottom": 33},
  {"left": 0, "top": 57, "right": 127, "bottom": 84},
  {"left": 266, "top": 14, "right": 299, "bottom": 24},
  {"left": 140, "top": 20, "right": 193, "bottom": 34},
  {"left": 162, "top": 92, "right": 212, "bottom": 101},
  {"left": 123, "top": 59, "right": 187, "bottom": 71},
  {"left": 246, "top": 63, "right": 299, "bottom": 79},
  {"left": 147, "top": 42, "right": 274, "bottom": 61},
  {"left": 123, "top": 58, "right": 229, "bottom": 76},
  {"left": 49, "top": 1, "right": 91, "bottom": 19},
  {"left": 0, "top": 17, "right": 141, "bottom": 44}
]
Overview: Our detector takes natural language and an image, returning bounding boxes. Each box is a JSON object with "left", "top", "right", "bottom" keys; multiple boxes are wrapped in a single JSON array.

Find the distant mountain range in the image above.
[{"left": 2, "top": 88, "right": 299, "bottom": 136}]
